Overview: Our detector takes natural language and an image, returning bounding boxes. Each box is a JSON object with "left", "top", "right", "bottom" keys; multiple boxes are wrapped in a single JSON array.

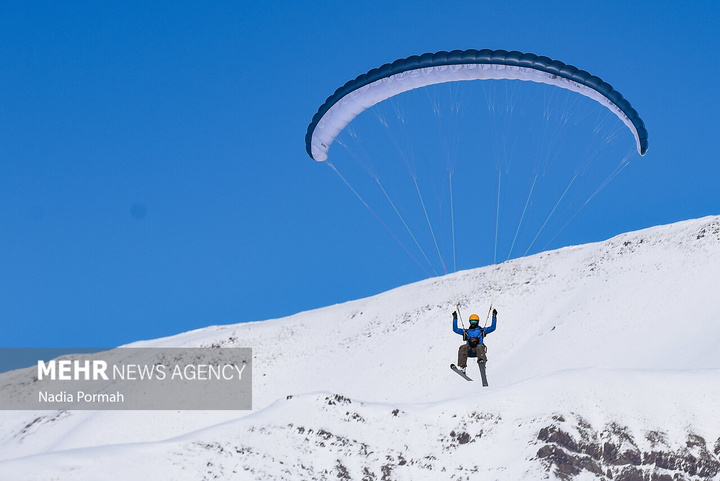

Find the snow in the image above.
[{"left": 1, "top": 215, "right": 719, "bottom": 480}]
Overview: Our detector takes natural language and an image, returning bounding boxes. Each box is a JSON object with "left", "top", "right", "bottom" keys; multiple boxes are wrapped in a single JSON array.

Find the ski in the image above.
[
  {"left": 450, "top": 363, "right": 473, "bottom": 381},
  {"left": 477, "top": 361, "right": 489, "bottom": 387}
]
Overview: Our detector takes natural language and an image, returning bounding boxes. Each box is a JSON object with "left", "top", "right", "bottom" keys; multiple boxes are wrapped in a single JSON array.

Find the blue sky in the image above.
[{"left": 2, "top": 1, "right": 719, "bottom": 347}]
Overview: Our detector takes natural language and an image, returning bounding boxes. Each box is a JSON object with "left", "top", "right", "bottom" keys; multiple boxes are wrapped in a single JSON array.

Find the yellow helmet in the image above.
[{"left": 469, "top": 314, "right": 480, "bottom": 322}]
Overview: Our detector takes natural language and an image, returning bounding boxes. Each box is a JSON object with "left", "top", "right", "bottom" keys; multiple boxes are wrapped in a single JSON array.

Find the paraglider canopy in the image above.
[{"left": 305, "top": 49, "right": 648, "bottom": 162}]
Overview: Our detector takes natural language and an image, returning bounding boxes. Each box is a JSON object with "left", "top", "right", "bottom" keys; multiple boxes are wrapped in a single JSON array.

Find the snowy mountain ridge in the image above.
[{"left": 1, "top": 215, "right": 720, "bottom": 480}]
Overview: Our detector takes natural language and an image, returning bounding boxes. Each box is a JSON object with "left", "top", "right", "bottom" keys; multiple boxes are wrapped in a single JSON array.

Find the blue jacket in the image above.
[{"left": 453, "top": 314, "right": 496, "bottom": 345}]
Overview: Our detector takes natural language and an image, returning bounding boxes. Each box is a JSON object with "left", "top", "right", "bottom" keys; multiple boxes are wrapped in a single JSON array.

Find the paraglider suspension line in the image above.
[{"left": 326, "top": 161, "right": 432, "bottom": 277}]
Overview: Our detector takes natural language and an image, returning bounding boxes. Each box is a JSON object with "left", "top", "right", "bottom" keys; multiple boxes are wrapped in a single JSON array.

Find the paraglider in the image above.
[
  {"left": 451, "top": 309, "right": 497, "bottom": 385},
  {"left": 306, "top": 49, "right": 648, "bottom": 385},
  {"left": 305, "top": 49, "right": 647, "bottom": 162}
]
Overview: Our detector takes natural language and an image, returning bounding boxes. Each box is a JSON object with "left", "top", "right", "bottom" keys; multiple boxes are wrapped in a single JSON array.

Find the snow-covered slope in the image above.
[{"left": 2, "top": 216, "right": 720, "bottom": 480}]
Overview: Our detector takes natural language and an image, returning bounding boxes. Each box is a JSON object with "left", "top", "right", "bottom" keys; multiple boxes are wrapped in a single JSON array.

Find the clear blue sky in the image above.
[{"left": 2, "top": 1, "right": 718, "bottom": 347}]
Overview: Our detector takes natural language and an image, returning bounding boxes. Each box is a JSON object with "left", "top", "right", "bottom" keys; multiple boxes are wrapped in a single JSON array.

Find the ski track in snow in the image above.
[{"left": 1, "top": 216, "right": 720, "bottom": 480}]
